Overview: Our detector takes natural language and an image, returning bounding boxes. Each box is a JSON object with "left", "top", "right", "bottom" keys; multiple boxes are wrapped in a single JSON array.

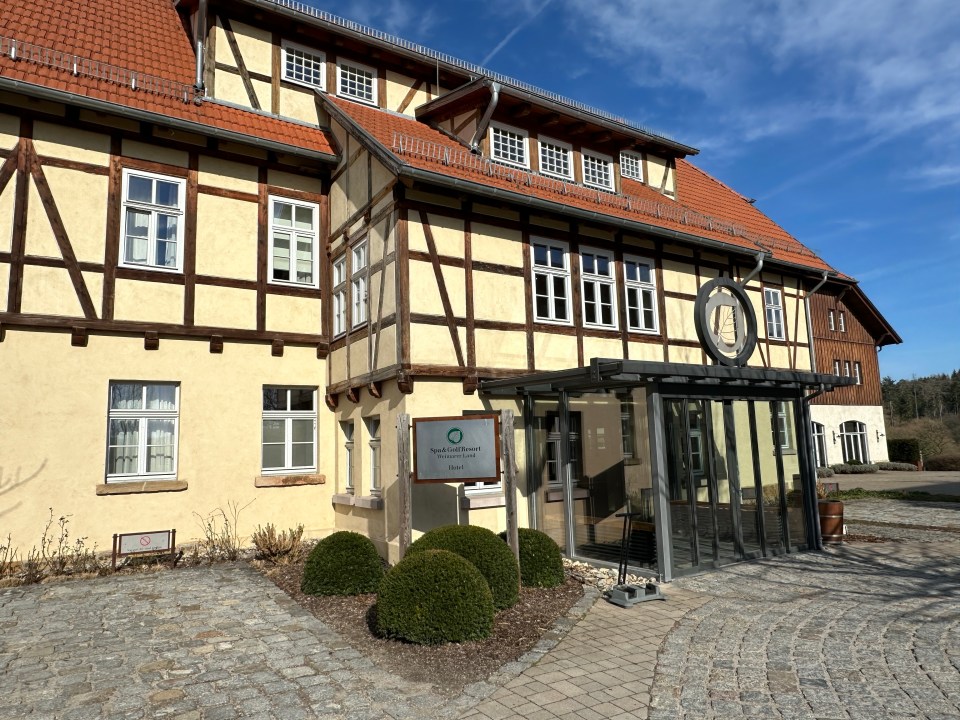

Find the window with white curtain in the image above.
[
  {"left": 623, "top": 255, "right": 658, "bottom": 333},
  {"left": 119, "top": 169, "right": 185, "bottom": 272},
  {"left": 106, "top": 382, "right": 179, "bottom": 482},
  {"left": 261, "top": 387, "right": 317, "bottom": 474},
  {"left": 580, "top": 247, "right": 616, "bottom": 328},
  {"left": 531, "top": 238, "right": 571, "bottom": 323},
  {"left": 268, "top": 196, "right": 319, "bottom": 287}
]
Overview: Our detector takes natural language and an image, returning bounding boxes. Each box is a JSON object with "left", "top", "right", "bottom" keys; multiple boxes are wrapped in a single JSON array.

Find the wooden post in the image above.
[
  {"left": 397, "top": 413, "right": 412, "bottom": 557},
  {"left": 501, "top": 409, "right": 520, "bottom": 564}
]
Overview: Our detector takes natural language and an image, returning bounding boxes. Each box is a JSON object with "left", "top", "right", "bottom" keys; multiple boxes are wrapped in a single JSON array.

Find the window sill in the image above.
[
  {"left": 96, "top": 480, "right": 188, "bottom": 496},
  {"left": 354, "top": 495, "right": 384, "bottom": 510},
  {"left": 460, "top": 493, "right": 505, "bottom": 510},
  {"left": 545, "top": 488, "right": 590, "bottom": 503},
  {"left": 255, "top": 473, "right": 325, "bottom": 488},
  {"left": 332, "top": 493, "right": 355, "bottom": 507}
]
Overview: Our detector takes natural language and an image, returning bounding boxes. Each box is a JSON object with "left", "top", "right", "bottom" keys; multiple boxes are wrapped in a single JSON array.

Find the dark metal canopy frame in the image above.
[{"left": 481, "top": 358, "right": 854, "bottom": 581}]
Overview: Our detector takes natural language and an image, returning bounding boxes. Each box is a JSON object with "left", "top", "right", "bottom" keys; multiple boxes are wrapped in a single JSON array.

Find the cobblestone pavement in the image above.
[
  {"left": 0, "top": 564, "right": 514, "bottom": 720},
  {"left": 649, "top": 540, "right": 960, "bottom": 719},
  {"left": 843, "top": 498, "right": 960, "bottom": 531}
]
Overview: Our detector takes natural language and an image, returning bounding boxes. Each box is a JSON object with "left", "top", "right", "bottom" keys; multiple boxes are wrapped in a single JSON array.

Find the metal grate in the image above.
[
  {"left": 0, "top": 35, "right": 197, "bottom": 104},
  {"left": 262, "top": 0, "right": 685, "bottom": 148},
  {"left": 392, "top": 132, "right": 821, "bottom": 260}
]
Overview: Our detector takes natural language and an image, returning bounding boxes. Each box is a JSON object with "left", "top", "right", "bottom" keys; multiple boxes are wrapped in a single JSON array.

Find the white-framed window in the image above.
[
  {"left": 365, "top": 416, "right": 381, "bottom": 496},
  {"left": 840, "top": 420, "right": 869, "bottom": 463},
  {"left": 281, "top": 40, "right": 325, "bottom": 90},
  {"left": 623, "top": 255, "right": 658, "bottom": 333},
  {"left": 843, "top": 361, "right": 851, "bottom": 378},
  {"left": 828, "top": 309, "right": 836, "bottom": 331},
  {"left": 268, "top": 196, "right": 319, "bottom": 287},
  {"left": 351, "top": 241, "right": 368, "bottom": 328},
  {"left": 341, "top": 420, "right": 355, "bottom": 494},
  {"left": 582, "top": 151, "right": 614, "bottom": 190},
  {"left": 812, "top": 422, "right": 827, "bottom": 467},
  {"left": 764, "top": 287, "right": 785, "bottom": 340},
  {"left": 833, "top": 359, "right": 841, "bottom": 376},
  {"left": 332, "top": 255, "right": 346, "bottom": 336},
  {"left": 531, "top": 238, "right": 571, "bottom": 324},
  {"left": 538, "top": 136, "right": 572, "bottom": 179},
  {"left": 580, "top": 247, "right": 617, "bottom": 329},
  {"left": 261, "top": 387, "right": 317, "bottom": 474},
  {"left": 337, "top": 60, "right": 377, "bottom": 105},
  {"left": 489, "top": 123, "right": 529, "bottom": 168},
  {"left": 839, "top": 311, "right": 846, "bottom": 332},
  {"left": 119, "top": 169, "right": 185, "bottom": 272},
  {"left": 106, "top": 382, "right": 179, "bottom": 482},
  {"left": 854, "top": 362, "right": 862, "bottom": 385},
  {"left": 774, "top": 402, "right": 793, "bottom": 451},
  {"left": 620, "top": 151, "right": 643, "bottom": 182}
]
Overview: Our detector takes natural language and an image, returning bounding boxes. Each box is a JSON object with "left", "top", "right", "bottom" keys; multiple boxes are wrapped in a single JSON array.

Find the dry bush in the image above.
[
  {"left": 251, "top": 523, "right": 304, "bottom": 564},
  {"left": 194, "top": 500, "right": 252, "bottom": 562},
  {"left": 0, "top": 535, "right": 18, "bottom": 579}
]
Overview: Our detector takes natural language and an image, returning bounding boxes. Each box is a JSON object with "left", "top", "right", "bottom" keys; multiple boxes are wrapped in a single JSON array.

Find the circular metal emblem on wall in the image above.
[{"left": 694, "top": 277, "right": 758, "bottom": 367}]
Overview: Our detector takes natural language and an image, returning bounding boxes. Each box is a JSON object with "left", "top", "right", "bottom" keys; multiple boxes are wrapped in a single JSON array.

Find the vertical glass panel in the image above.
[
  {"left": 273, "top": 201, "right": 293, "bottom": 227},
  {"left": 127, "top": 176, "right": 152, "bottom": 203},
  {"left": 733, "top": 401, "right": 763, "bottom": 556},
  {"left": 756, "top": 401, "right": 786, "bottom": 553},
  {"left": 146, "top": 419, "right": 175, "bottom": 473},
  {"left": 107, "top": 418, "right": 140, "bottom": 475},
  {"left": 262, "top": 419, "right": 286, "bottom": 443},
  {"left": 664, "top": 399, "right": 696, "bottom": 573},
  {"left": 146, "top": 384, "right": 176, "bottom": 410},
  {"left": 289, "top": 388, "right": 314, "bottom": 411},
  {"left": 710, "top": 401, "right": 737, "bottom": 565},
  {"left": 294, "top": 205, "right": 313, "bottom": 230},
  {"left": 111, "top": 383, "right": 143, "bottom": 409},
  {"left": 262, "top": 444, "right": 285, "bottom": 469},
  {"left": 582, "top": 253, "right": 595, "bottom": 274},
  {"left": 779, "top": 401, "right": 806, "bottom": 549},
  {"left": 125, "top": 210, "right": 150, "bottom": 263},
  {"left": 533, "top": 399, "right": 565, "bottom": 553},
  {"left": 273, "top": 232, "right": 291, "bottom": 280},
  {"left": 597, "top": 255, "right": 610, "bottom": 276},
  {"left": 549, "top": 246, "right": 564, "bottom": 268},
  {"left": 533, "top": 244, "right": 547, "bottom": 267},
  {"left": 262, "top": 388, "right": 286, "bottom": 411},
  {"left": 154, "top": 181, "right": 179, "bottom": 208},
  {"left": 291, "top": 419, "right": 313, "bottom": 443},
  {"left": 291, "top": 442, "right": 313, "bottom": 468}
]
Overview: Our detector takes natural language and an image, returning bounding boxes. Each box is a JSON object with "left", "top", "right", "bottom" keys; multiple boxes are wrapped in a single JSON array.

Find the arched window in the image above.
[
  {"left": 840, "top": 421, "right": 868, "bottom": 463},
  {"left": 811, "top": 422, "right": 827, "bottom": 467}
]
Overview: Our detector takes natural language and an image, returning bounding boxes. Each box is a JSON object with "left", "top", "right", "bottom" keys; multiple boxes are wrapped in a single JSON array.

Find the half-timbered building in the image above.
[{"left": 0, "top": 0, "right": 898, "bottom": 579}]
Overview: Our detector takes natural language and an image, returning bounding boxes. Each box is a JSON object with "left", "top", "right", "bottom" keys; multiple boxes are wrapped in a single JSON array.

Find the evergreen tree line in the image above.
[{"left": 882, "top": 370, "right": 960, "bottom": 458}]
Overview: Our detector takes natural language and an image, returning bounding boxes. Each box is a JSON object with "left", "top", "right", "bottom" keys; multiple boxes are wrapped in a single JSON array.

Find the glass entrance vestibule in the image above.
[{"left": 482, "top": 359, "right": 851, "bottom": 581}]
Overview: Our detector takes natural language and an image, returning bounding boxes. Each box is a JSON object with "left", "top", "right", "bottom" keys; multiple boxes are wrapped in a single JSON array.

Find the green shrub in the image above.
[
  {"left": 408, "top": 525, "right": 519, "bottom": 609},
  {"left": 926, "top": 455, "right": 960, "bottom": 471},
  {"left": 301, "top": 531, "right": 384, "bottom": 596},
  {"left": 498, "top": 528, "right": 564, "bottom": 588},
  {"left": 376, "top": 549, "right": 494, "bottom": 645},
  {"left": 816, "top": 466, "right": 835, "bottom": 478},
  {"left": 887, "top": 438, "right": 921, "bottom": 464},
  {"left": 878, "top": 461, "right": 919, "bottom": 471},
  {"left": 845, "top": 458, "right": 863, "bottom": 466},
  {"left": 830, "top": 463, "right": 879, "bottom": 475}
]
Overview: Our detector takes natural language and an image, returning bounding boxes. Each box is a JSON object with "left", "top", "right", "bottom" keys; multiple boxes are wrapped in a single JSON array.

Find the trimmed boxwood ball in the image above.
[
  {"left": 500, "top": 528, "right": 564, "bottom": 588},
  {"left": 408, "top": 525, "right": 520, "bottom": 609},
  {"left": 376, "top": 549, "right": 494, "bottom": 645},
  {"left": 301, "top": 531, "right": 384, "bottom": 596}
]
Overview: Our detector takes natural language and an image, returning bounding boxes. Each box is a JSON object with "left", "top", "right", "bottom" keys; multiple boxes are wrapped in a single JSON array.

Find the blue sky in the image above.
[{"left": 310, "top": 0, "right": 960, "bottom": 380}]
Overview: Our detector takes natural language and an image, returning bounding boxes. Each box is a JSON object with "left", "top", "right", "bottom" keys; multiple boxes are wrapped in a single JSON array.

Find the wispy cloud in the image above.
[
  {"left": 326, "top": 0, "right": 439, "bottom": 40},
  {"left": 904, "top": 163, "right": 960, "bottom": 190},
  {"left": 480, "top": 0, "right": 555, "bottom": 66}
]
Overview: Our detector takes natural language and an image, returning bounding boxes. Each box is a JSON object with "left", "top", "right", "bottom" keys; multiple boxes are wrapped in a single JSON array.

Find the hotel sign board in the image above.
[{"left": 413, "top": 414, "right": 500, "bottom": 484}]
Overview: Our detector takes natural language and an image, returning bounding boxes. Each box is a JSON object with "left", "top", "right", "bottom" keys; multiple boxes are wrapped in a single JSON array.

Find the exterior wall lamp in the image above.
[
  {"left": 831, "top": 430, "right": 837, "bottom": 444},
  {"left": 876, "top": 429, "right": 884, "bottom": 441}
]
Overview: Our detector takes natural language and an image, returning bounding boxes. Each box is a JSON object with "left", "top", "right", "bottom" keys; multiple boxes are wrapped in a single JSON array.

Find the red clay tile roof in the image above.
[
  {"left": 0, "top": 0, "right": 336, "bottom": 158},
  {"left": 327, "top": 96, "right": 833, "bottom": 274}
]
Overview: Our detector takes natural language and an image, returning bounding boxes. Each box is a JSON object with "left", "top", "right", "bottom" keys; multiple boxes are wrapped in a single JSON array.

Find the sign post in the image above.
[
  {"left": 397, "top": 413, "right": 412, "bottom": 557},
  {"left": 501, "top": 409, "right": 520, "bottom": 564}
]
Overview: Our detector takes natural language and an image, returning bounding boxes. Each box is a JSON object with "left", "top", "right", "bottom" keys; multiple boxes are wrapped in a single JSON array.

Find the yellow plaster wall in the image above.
[
  {"left": 33, "top": 122, "right": 110, "bottom": 166},
  {"left": 408, "top": 189, "right": 460, "bottom": 210},
  {"left": 661, "top": 259, "right": 698, "bottom": 296},
  {"left": 0, "top": 263, "right": 8, "bottom": 303},
  {"left": 266, "top": 294, "right": 321, "bottom": 335},
  {"left": 43, "top": 167, "right": 108, "bottom": 264},
  {"left": 474, "top": 329, "right": 527, "bottom": 370},
  {"left": 122, "top": 139, "right": 189, "bottom": 168},
  {"left": 472, "top": 270, "right": 525, "bottom": 324},
  {"left": 330, "top": 178, "right": 349, "bottom": 231},
  {"left": 114, "top": 279, "right": 184, "bottom": 325},
  {"left": 268, "top": 169, "right": 323, "bottom": 196},
  {"left": 409, "top": 323, "right": 459, "bottom": 366},
  {"left": 19, "top": 265, "right": 86, "bottom": 317},
  {"left": 229, "top": 20, "right": 273, "bottom": 76},
  {"left": 471, "top": 223, "right": 522, "bottom": 267},
  {"left": 371, "top": 156, "right": 394, "bottom": 199},
  {"left": 330, "top": 345, "right": 347, "bottom": 380},
  {"left": 628, "top": 341, "right": 665, "bottom": 362},
  {"left": 384, "top": 70, "right": 430, "bottom": 115},
  {"left": 0, "top": 331, "right": 335, "bottom": 551},
  {"left": 646, "top": 154, "right": 675, "bottom": 195},
  {"left": 195, "top": 195, "right": 258, "bottom": 281},
  {"left": 533, "top": 332, "right": 578, "bottom": 370},
  {"left": 198, "top": 156, "right": 258, "bottom": 193},
  {"left": 349, "top": 335, "right": 371, "bottom": 377},
  {"left": 0, "top": 112, "right": 19, "bottom": 149},
  {"left": 669, "top": 345, "right": 702, "bottom": 364},
  {"left": 279, "top": 85, "right": 320, "bottom": 125},
  {"left": 665, "top": 298, "right": 698, "bottom": 342},
  {"left": 194, "top": 285, "right": 257, "bottom": 329},
  {"left": 768, "top": 345, "right": 792, "bottom": 371},
  {"left": 347, "top": 151, "right": 368, "bottom": 212},
  {"left": 24, "top": 180, "right": 62, "bottom": 258},
  {"left": 374, "top": 325, "right": 397, "bottom": 369},
  {"left": 582, "top": 336, "right": 623, "bottom": 360},
  {"left": 408, "top": 259, "right": 467, "bottom": 318},
  {"left": 214, "top": 68, "right": 255, "bottom": 108}
]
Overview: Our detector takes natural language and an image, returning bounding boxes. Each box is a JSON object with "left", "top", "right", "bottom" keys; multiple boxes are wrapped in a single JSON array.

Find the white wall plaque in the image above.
[{"left": 413, "top": 415, "right": 501, "bottom": 483}]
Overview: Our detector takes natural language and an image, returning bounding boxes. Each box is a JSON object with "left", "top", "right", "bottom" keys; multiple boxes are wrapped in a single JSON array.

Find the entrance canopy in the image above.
[{"left": 481, "top": 358, "right": 855, "bottom": 397}]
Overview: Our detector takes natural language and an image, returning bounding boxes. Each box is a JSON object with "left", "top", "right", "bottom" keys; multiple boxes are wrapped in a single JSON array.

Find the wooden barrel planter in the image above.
[{"left": 818, "top": 500, "right": 844, "bottom": 544}]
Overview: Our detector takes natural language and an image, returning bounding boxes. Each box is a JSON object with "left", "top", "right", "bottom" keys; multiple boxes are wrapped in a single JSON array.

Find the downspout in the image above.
[
  {"left": 194, "top": 0, "right": 209, "bottom": 92},
  {"left": 738, "top": 250, "right": 765, "bottom": 288},
  {"left": 804, "top": 270, "right": 829, "bottom": 372},
  {"left": 469, "top": 82, "right": 500, "bottom": 154}
]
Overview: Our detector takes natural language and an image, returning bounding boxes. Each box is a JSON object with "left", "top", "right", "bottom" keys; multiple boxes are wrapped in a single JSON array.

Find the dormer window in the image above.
[
  {"left": 620, "top": 152, "right": 643, "bottom": 182},
  {"left": 337, "top": 60, "right": 377, "bottom": 105},
  {"left": 281, "top": 41, "right": 325, "bottom": 90},
  {"left": 538, "top": 137, "right": 572, "bottom": 180},
  {"left": 490, "top": 123, "right": 528, "bottom": 168},
  {"left": 582, "top": 152, "right": 614, "bottom": 190}
]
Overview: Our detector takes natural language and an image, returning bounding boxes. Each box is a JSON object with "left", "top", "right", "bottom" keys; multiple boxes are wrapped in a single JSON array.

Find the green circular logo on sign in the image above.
[{"left": 447, "top": 427, "right": 463, "bottom": 444}]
